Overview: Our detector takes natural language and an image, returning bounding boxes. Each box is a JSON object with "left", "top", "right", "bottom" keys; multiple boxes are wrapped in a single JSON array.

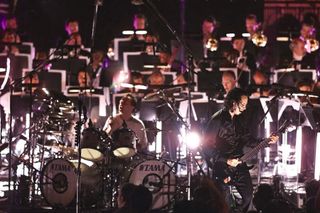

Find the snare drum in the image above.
[
  {"left": 81, "top": 128, "right": 108, "bottom": 162},
  {"left": 112, "top": 128, "right": 137, "bottom": 158},
  {"left": 40, "top": 158, "right": 102, "bottom": 207},
  {"left": 128, "top": 160, "right": 176, "bottom": 210}
]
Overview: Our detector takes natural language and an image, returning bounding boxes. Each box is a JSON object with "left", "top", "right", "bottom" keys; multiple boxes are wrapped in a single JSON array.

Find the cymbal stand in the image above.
[
  {"left": 75, "top": 97, "right": 87, "bottom": 213},
  {"left": 143, "top": 0, "right": 196, "bottom": 199}
]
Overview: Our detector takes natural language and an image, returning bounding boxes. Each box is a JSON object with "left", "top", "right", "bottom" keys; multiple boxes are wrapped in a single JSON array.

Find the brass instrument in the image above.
[
  {"left": 305, "top": 37, "right": 319, "bottom": 52},
  {"left": 107, "top": 47, "right": 115, "bottom": 60},
  {"left": 251, "top": 22, "right": 267, "bottom": 47},
  {"left": 304, "top": 26, "right": 319, "bottom": 53},
  {"left": 205, "top": 37, "right": 218, "bottom": 52},
  {"left": 252, "top": 31, "right": 267, "bottom": 47}
]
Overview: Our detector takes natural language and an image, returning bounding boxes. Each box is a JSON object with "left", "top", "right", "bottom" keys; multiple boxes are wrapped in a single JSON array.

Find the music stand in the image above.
[{"left": 274, "top": 69, "right": 316, "bottom": 87}]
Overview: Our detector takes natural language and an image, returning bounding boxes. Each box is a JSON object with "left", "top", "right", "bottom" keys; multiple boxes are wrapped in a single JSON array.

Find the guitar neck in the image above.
[
  {"left": 239, "top": 120, "right": 289, "bottom": 163},
  {"left": 240, "top": 138, "right": 270, "bottom": 163}
]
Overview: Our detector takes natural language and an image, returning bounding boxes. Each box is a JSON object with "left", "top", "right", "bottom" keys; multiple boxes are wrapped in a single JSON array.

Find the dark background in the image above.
[{"left": 13, "top": 0, "right": 264, "bottom": 51}]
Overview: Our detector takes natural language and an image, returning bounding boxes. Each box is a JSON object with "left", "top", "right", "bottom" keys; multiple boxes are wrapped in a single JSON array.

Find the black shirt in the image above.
[{"left": 204, "top": 108, "right": 258, "bottom": 163}]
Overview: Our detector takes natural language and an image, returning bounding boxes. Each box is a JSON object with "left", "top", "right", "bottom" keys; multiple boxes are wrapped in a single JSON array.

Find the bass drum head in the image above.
[
  {"left": 70, "top": 159, "right": 103, "bottom": 206},
  {"left": 129, "top": 160, "right": 176, "bottom": 210},
  {"left": 40, "top": 158, "right": 103, "bottom": 208},
  {"left": 40, "top": 158, "right": 76, "bottom": 207}
]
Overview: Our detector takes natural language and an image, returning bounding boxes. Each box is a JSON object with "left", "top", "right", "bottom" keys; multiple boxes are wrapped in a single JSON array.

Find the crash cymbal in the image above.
[
  {"left": 147, "top": 82, "right": 195, "bottom": 90},
  {"left": 143, "top": 87, "right": 182, "bottom": 101}
]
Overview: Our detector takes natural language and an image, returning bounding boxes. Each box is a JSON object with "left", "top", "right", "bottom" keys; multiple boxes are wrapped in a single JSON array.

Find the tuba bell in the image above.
[
  {"left": 252, "top": 31, "right": 267, "bottom": 47},
  {"left": 305, "top": 37, "right": 319, "bottom": 52},
  {"left": 251, "top": 22, "right": 267, "bottom": 47},
  {"left": 205, "top": 37, "right": 219, "bottom": 52}
]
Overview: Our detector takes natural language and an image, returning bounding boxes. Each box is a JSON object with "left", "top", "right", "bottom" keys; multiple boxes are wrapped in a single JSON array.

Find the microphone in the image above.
[{"left": 131, "top": 0, "right": 144, "bottom": 5}]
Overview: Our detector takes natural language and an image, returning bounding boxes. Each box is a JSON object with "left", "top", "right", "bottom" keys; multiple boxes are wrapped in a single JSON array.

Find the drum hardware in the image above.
[
  {"left": 80, "top": 127, "right": 110, "bottom": 162},
  {"left": 111, "top": 127, "right": 137, "bottom": 158}
]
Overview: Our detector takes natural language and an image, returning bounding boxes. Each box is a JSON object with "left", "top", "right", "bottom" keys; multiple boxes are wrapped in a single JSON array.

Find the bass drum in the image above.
[
  {"left": 128, "top": 160, "right": 176, "bottom": 210},
  {"left": 40, "top": 158, "right": 102, "bottom": 208}
]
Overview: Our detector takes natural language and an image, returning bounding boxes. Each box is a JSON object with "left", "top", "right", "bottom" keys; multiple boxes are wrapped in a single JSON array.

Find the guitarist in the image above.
[{"left": 203, "top": 88, "right": 278, "bottom": 212}]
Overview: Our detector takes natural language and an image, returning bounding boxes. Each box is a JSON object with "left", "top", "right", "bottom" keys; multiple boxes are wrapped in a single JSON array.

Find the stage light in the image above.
[
  {"left": 295, "top": 126, "right": 302, "bottom": 174},
  {"left": 226, "top": 33, "right": 235, "bottom": 38},
  {"left": 242, "top": 33, "right": 250, "bottom": 37},
  {"left": 315, "top": 132, "right": 320, "bottom": 180},
  {"left": 184, "top": 131, "right": 201, "bottom": 149},
  {"left": 155, "top": 121, "right": 162, "bottom": 154},
  {"left": 0, "top": 58, "right": 10, "bottom": 90},
  {"left": 122, "top": 30, "right": 134, "bottom": 35},
  {"left": 112, "top": 70, "right": 130, "bottom": 91},
  {"left": 135, "top": 30, "right": 147, "bottom": 35},
  {"left": 264, "top": 120, "right": 271, "bottom": 163},
  {"left": 122, "top": 30, "right": 147, "bottom": 35},
  {"left": 276, "top": 36, "right": 289, "bottom": 42}
]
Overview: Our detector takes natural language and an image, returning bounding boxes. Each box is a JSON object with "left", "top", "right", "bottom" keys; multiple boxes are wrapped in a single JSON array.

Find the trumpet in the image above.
[
  {"left": 252, "top": 31, "right": 268, "bottom": 47},
  {"left": 205, "top": 37, "right": 219, "bottom": 52}
]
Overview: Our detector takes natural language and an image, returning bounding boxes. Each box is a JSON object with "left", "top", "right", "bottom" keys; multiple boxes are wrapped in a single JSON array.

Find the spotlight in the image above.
[{"left": 184, "top": 131, "right": 201, "bottom": 149}]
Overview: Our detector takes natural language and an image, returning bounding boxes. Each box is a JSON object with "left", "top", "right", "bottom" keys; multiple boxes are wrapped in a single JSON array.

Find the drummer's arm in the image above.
[
  {"left": 104, "top": 116, "right": 121, "bottom": 135},
  {"left": 137, "top": 124, "right": 148, "bottom": 151}
]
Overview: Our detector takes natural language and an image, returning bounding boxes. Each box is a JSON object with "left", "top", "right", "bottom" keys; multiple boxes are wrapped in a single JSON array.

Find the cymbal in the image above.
[
  {"left": 147, "top": 82, "right": 196, "bottom": 90},
  {"left": 143, "top": 87, "right": 182, "bottom": 101}
]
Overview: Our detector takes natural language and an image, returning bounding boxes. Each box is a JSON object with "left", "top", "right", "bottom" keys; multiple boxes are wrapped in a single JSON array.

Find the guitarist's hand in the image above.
[
  {"left": 227, "top": 158, "right": 241, "bottom": 167},
  {"left": 268, "top": 135, "right": 279, "bottom": 144}
]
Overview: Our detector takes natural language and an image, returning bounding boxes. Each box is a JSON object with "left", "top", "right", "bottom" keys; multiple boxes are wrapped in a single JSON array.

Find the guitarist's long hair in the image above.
[{"left": 224, "top": 88, "right": 248, "bottom": 111}]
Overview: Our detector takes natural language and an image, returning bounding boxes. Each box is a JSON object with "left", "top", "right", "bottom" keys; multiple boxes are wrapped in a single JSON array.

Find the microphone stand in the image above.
[
  {"left": 75, "top": 97, "right": 86, "bottom": 213},
  {"left": 91, "top": 0, "right": 103, "bottom": 50},
  {"left": 143, "top": 0, "right": 196, "bottom": 200}
]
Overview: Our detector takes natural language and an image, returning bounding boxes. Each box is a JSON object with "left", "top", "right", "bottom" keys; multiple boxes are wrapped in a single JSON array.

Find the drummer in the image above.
[{"left": 104, "top": 94, "right": 148, "bottom": 152}]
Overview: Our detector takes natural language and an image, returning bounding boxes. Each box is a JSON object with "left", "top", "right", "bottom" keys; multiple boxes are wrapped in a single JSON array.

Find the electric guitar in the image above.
[{"left": 212, "top": 120, "right": 290, "bottom": 184}]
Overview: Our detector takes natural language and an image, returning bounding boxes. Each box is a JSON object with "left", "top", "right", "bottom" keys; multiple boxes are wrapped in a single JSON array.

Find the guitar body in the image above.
[
  {"left": 210, "top": 120, "right": 289, "bottom": 184},
  {"left": 212, "top": 160, "right": 253, "bottom": 184}
]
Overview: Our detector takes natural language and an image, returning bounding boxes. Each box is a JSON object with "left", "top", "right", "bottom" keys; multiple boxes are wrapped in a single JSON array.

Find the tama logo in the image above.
[
  {"left": 139, "top": 164, "right": 165, "bottom": 172},
  {"left": 50, "top": 164, "right": 72, "bottom": 172}
]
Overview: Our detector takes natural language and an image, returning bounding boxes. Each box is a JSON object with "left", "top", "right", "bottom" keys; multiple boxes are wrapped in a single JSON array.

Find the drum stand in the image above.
[
  {"left": 142, "top": 0, "right": 198, "bottom": 200},
  {"left": 74, "top": 97, "right": 87, "bottom": 213}
]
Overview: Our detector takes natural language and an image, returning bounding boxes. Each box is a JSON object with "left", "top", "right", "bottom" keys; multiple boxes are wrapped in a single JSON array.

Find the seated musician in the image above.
[
  {"left": 1, "top": 29, "right": 20, "bottom": 55},
  {"left": 221, "top": 70, "right": 236, "bottom": 95},
  {"left": 104, "top": 94, "right": 148, "bottom": 152},
  {"left": 277, "top": 38, "right": 316, "bottom": 69},
  {"left": 147, "top": 70, "right": 165, "bottom": 86},
  {"left": 63, "top": 19, "right": 90, "bottom": 57},
  {"left": 225, "top": 34, "right": 256, "bottom": 89},
  {"left": 250, "top": 69, "right": 271, "bottom": 97},
  {"left": 296, "top": 80, "right": 317, "bottom": 104},
  {"left": 203, "top": 88, "right": 278, "bottom": 212},
  {"left": 77, "top": 69, "right": 92, "bottom": 88}
]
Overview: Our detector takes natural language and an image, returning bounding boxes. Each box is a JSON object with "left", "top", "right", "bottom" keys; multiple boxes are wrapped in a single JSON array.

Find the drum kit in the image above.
[{"left": 1, "top": 89, "right": 179, "bottom": 211}]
